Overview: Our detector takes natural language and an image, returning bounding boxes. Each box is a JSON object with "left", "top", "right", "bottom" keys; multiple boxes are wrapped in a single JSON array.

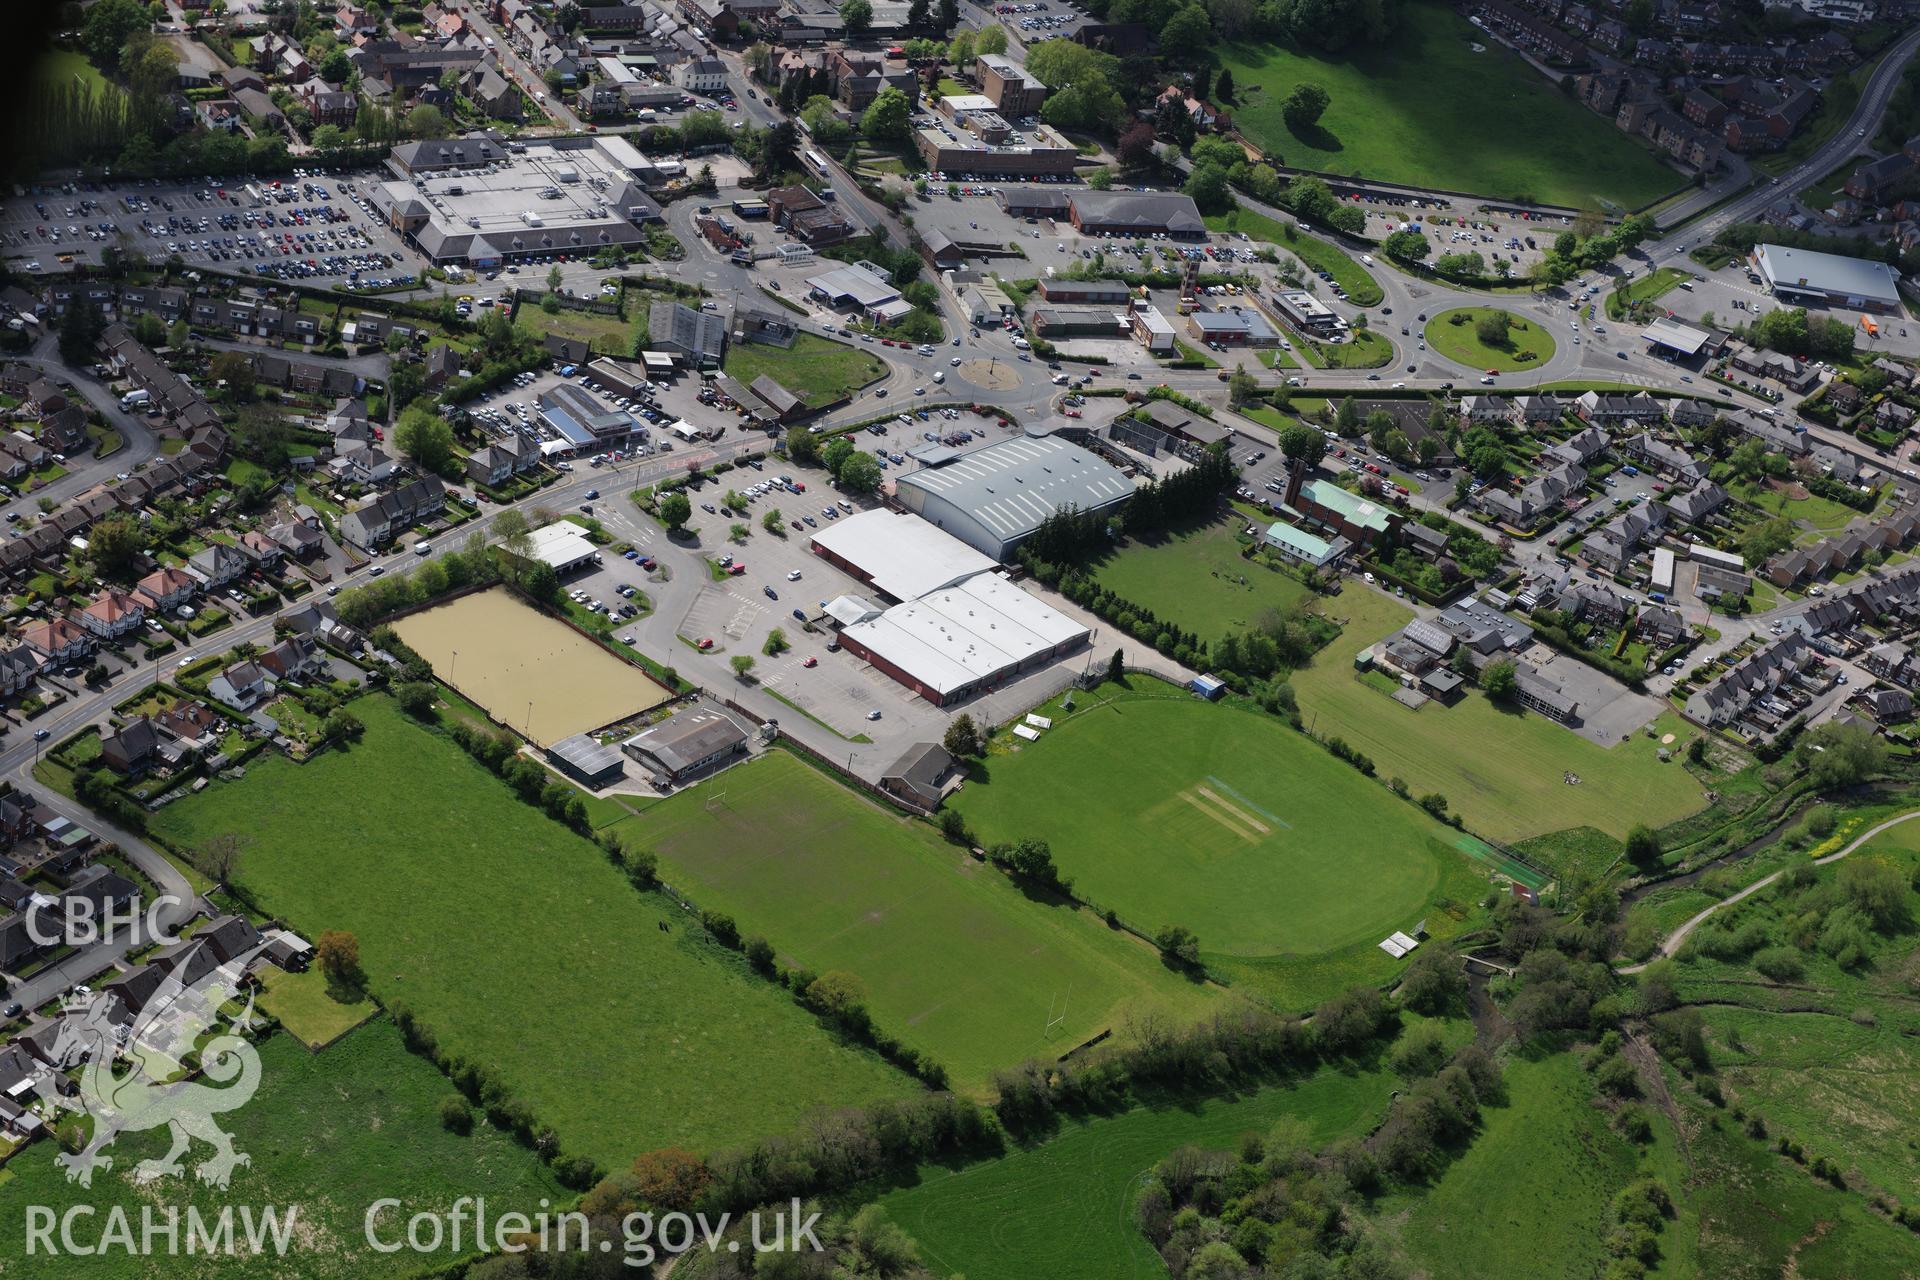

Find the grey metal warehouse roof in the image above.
[
  {"left": 547, "top": 733, "right": 624, "bottom": 780},
  {"left": 1067, "top": 190, "right": 1207, "bottom": 235},
  {"left": 1754, "top": 243, "right": 1901, "bottom": 306},
  {"left": 895, "top": 435, "right": 1132, "bottom": 546}
]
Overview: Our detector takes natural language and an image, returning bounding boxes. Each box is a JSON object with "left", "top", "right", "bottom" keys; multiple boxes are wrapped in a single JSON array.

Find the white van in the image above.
[
  {"left": 1011, "top": 336, "right": 1031, "bottom": 350},
  {"left": 414, "top": 540, "right": 433, "bottom": 555}
]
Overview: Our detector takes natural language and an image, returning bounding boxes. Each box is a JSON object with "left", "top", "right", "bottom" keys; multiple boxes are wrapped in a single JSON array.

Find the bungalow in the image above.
[
  {"left": 879, "top": 743, "right": 960, "bottom": 810},
  {"left": 99, "top": 717, "right": 163, "bottom": 775},
  {"left": 155, "top": 700, "right": 221, "bottom": 752}
]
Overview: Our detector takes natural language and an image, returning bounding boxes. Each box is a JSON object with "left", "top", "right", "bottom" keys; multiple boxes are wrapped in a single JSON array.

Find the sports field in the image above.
[
  {"left": 1425, "top": 307, "right": 1555, "bottom": 373},
  {"left": 1094, "top": 515, "right": 1319, "bottom": 641},
  {"left": 151, "top": 697, "right": 916, "bottom": 1167},
  {"left": 0, "top": 1021, "right": 562, "bottom": 1280},
  {"left": 952, "top": 691, "right": 1458, "bottom": 961},
  {"left": 878, "top": 1055, "right": 1400, "bottom": 1280},
  {"left": 1290, "top": 589, "right": 1707, "bottom": 842},
  {"left": 609, "top": 751, "right": 1222, "bottom": 1089},
  {"left": 1219, "top": 6, "right": 1677, "bottom": 207},
  {"left": 393, "top": 587, "right": 670, "bottom": 745}
]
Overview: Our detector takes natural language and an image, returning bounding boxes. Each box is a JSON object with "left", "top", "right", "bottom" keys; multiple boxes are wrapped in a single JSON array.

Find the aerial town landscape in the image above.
[{"left": 4, "top": 0, "right": 1920, "bottom": 1274}]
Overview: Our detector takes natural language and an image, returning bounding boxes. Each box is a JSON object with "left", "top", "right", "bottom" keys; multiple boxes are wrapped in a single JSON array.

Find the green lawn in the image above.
[
  {"left": 35, "top": 49, "right": 110, "bottom": 96},
  {"left": 1094, "top": 514, "right": 1318, "bottom": 640},
  {"left": 1290, "top": 588, "right": 1708, "bottom": 842},
  {"left": 1424, "top": 307, "right": 1556, "bottom": 373},
  {"left": 1205, "top": 207, "right": 1382, "bottom": 305},
  {"left": 877, "top": 1055, "right": 1400, "bottom": 1280},
  {"left": 1312, "top": 327, "right": 1395, "bottom": 369},
  {"left": 149, "top": 697, "right": 916, "bottom": 1167},
  {"left": 513, "top": 301, "right": 637, "bottom": 356},
  {"left": 1389, "top": 1052, "right": 1640, "bottom": 1278},
  {"left": 604, "top": 751, "right": 1222, "bottom": 1091},
  {"left": 1733, "top": 477, "right": 1879, "bottom": 533},
  {"left": 721, "top": 331, "right": 885, "bottom": 408},
  {"left": 255, "top": 964, "right": 377, "bottom": 1049},
  {"left": 0, "top": 1021, "right": 562, "bottom": 1280},
  {"left": 1605, "top": 266, "right": 1693, "bottom": 320},
  {"left": 1218, "top": 6, "right": 1678, "bottom": 208},
  {"left": 952, "top": 691, "right": 1463, "bottom": 964}
]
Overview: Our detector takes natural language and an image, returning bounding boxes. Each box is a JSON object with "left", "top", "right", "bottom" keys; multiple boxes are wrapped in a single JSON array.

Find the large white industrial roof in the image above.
[
  {"left": 810, "top": 509, "right": 996, "bottom": 601},
  {"left": 841, "top": 574, "right": 1088, "bottom": 696},
  {"left": 526, "top": 521, "right": 597, "bottom": 569}
]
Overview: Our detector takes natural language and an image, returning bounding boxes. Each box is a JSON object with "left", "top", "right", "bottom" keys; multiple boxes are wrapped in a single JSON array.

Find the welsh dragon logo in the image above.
[{"left": 32, "top": 961, "right": 263, "bottom": 1190}]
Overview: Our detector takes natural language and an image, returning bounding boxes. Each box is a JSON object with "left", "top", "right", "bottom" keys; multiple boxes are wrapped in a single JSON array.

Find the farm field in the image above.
[
  {"left": 951, "top": 690, "right": 1460, "bottom": 963},
  {"left": 150, "top": 696, "right": 917, "bottom": 1168},
  {"left": 607, "top": 751, "right": 1222, "bottom": 1090},
  {"left": 1702, "top": 1005, "right": 1920, "bottom": 1204},
  {"left": 1289, "top": 588, "right": 1707, "bottom": 842},
  {"left": 0, "top": 1021, "right": 562, "bottom": 1280},
  {"left": 1094, "top": 515, "right": 1319, "bottom": 640},
  {"left": 1424, "top": 307, "right": 1556, "bottom": 373},
  {"left": 393, "top": 587, "right": 670, "bottom": 746},
  {"left": 720, "top": 331, "right": 885, "bottom": 408},
  {"left": 877, "top": 1055, "right": 1400, "bottom": 1280},
  {"left": 1218, "top": 6, "right": 1677, "bottom": 207}
]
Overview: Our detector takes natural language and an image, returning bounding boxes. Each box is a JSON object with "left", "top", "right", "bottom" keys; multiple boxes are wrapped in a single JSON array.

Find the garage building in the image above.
[
  {"left": 1752, "top": 243, "right": 1904, "bottom": 314},
  {"left": 545, "top": 734, "right": 624, "bottom": 787},
  {"left": 892, "top": 434, "right": 1134, "bottom": 561},
  {"left": 524, "top": 521, "right": 599, "bottom": 573}
]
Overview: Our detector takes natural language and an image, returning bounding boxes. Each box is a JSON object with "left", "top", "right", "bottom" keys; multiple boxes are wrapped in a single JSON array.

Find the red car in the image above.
[
  {"left": 697, "top": 637, "right": 715, "bottom": 650},
  {"left": 802, "top": 656, "right": 818, "bottom": 668}
]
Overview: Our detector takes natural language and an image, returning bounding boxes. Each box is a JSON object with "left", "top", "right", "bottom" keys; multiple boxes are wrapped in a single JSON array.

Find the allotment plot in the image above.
[{"left": 393, "top": 587, "right": 668, "bottom": 745}]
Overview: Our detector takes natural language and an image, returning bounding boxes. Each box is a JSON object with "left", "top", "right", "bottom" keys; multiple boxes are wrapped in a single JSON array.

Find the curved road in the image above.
[{"left": 1617, "top": 808, "right": 1920, "bottom": 974}]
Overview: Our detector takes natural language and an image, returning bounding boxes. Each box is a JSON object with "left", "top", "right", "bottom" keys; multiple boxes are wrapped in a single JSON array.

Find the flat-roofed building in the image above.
[
  {"left": 1272, "top": 289, "right": 1342, "bottom": 335},
  {"left": 914, "top": 126, "right": 1081, "bottom": 178},
  {"left": 976, "top": 54, "right": 1047, "bottom": 116},
  {"left": 1130, "top": 304, "right": 1176, "bottom": 351}
]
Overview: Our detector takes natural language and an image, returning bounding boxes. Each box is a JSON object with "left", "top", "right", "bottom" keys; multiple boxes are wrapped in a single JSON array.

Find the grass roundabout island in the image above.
[{"left": 1425, "top": 307, "right": 1556, "bottom": 373}]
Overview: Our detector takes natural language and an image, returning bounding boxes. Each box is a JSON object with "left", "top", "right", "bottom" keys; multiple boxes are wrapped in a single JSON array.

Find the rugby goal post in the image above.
[{"left": 704, "top": 789, "right": 728, "bottom": 814}]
